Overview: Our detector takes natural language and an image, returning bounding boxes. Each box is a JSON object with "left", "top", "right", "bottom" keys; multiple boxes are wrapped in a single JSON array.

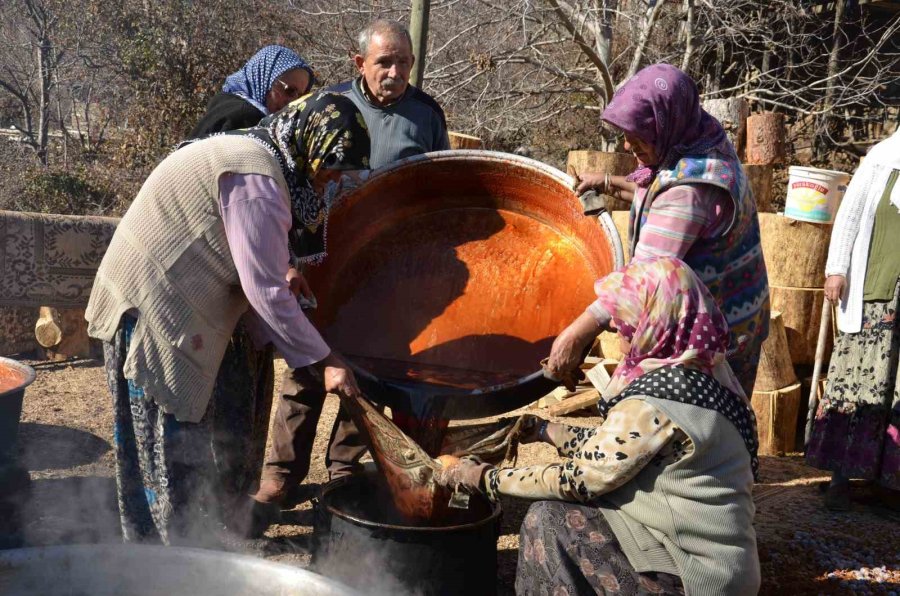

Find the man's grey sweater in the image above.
[{"left": 328, "top": 78, "right": 450, "bottom": 169}]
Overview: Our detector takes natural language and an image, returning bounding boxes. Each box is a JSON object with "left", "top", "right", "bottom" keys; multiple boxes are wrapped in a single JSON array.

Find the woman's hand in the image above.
[
  {"left": 434, "top": 456, "right": 491, "bottom": 494},
  {"left": 546, "top": 312, "right": 601, "bottom": 379},
  {"left": 317, "top": 352, "right": 361, "bottom": 398},
  {"left": 575, "top": 171, "right": 607, "bottom": 195},
  {"left": 286, "top": 267, "right": 313, "bottom": 300},
  {"left": 824, "top": 275, "right": 846, "bottom": 303}
]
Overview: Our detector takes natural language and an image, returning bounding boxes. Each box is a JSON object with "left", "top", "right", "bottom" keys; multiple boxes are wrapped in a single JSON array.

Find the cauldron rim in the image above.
[
  {"left": 318, "top": 472, "right": 502, "bottom": 534},
  {"left": 0, "top": 543, "right": 361, "bottom": 595},
  {"left": 0, "top": 357, "right": 36, "bottom": 398}
]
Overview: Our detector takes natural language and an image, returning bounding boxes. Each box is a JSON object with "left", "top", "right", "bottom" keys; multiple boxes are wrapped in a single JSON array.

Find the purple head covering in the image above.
[{"left": 602, "top": 64, "right": 731, "bottom": 187}]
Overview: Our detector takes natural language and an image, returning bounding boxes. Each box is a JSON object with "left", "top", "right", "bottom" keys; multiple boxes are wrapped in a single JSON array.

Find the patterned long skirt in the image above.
[
  {"left": 515, "top": 501, "right": 684, "bottom": 596},
  {"left": 806, "top": 282, "right": 900, "bottom": 490},
  {"left": 104, "top": 315, "right": 275, "bottom": 545}
]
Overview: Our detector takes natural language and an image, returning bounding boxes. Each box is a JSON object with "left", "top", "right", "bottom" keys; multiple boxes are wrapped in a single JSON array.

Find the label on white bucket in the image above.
[{"left": 784, "top": 166, "right": 850, "bottom": 224}]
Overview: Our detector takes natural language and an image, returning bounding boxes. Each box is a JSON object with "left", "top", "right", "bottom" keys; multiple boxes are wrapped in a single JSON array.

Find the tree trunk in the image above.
[
  {"left": 758, "top": 213, "right": 832, "bottom": 288},
  {"left": 36, "top": 31, "right": 52, "bottom": 165},
  {"left": 746, "top": 112, "right": 786, "bottom": 165},
  {"left": 754, "top": 311, "right": 798, "bottom": 393},
  {"left": 744, "top": 164, "right": 774, "bottom": 213},
  {"left": 680, "top": 0, "right": 694, "bottom": 71},
  {"left": 752, "top": 382, "right": 802, "bottom": 455},
  {"left": 702, "top": 98, "right": 749, "bottom": 160},
  {"left": 625, "top": 0, "right": 664, "bottom": 81},
  {"left": 448, "top": 132, "right": 484, "bottom": 150},
  {"left": 769, "top": 286, "right": 832, "bottom": 367},
  {"left": 566, "top": 150, "right": 637, "bottom": 178}
]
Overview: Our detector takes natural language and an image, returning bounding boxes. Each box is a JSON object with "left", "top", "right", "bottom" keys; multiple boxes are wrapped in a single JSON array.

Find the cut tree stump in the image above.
[
  {"left": 35, "top": 306, "right": 93, "bottom": 361},
  {"left": 567, "top": 152, "right": 639, "bottom": 211},
  {"left": 702, "top": 98, "right": 749, "bottom": 159},
  {"left": 759, "top": 214, "right": 832, "bottom": 288},
  {"left": 448, "top": 132, "right": 484, "bottom": 150},
  {"left": 769, "top": 286, "right": 831, "bottom": 367},
  {"left": 752, "top": 382, "right": 802, "bottom": 455},
  {"left": 566, "top": 151, "right": 638, "bottom": 178},
  {"left": 754, "top": 311, "right": 798, "bottom": 393},
  {"left": 744, "top": 164, "right": 775, "bottom": 213},
  {"left": 746, "top": 112, "right": 787, "bottom": 165}
]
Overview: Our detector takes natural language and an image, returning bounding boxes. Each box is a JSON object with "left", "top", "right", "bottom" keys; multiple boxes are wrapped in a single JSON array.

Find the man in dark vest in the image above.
[{"left": 257, "top": 19, "right": 450, "bottom": 504}]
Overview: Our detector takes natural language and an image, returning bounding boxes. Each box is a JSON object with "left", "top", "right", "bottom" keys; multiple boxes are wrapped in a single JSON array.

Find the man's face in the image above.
[{"left": 353, "top": 32, "right": 414, "bottom": 106}]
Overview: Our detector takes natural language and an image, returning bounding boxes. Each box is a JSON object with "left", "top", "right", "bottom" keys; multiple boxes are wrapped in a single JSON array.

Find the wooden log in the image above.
[
  {"left": 744, "top": 164, "right": 774, "bottom": 213},
  {"left": 769, "top": 286, "right": 831, "bottom": 367},
  {"left": 566, "top": 151, "right": 638, "bottom": 178},
  {"left": 448, "top": 132, "right": 484, "bottom": 150},
  {"left": 598, "top": 331, "right": 623, "bottom": 361},
  {"left": 759, "top": 213, "right": 832, "bottom": 288},
  {"left": 751, "top": 382, "right": 802, "bottom": 455},
  {"left": 746, "top": 112, "right": 787, "bottom": 165},
  {"left": 548, "top": 388, "right": 600, "bottom": 417},
  {"left": 702, "top": 98, "right": 749, "bottom": 159},
  {"left": 0, "top": 306, "right": 40, "bottom": 356},
  {"left": 35, "top": 306, "right": 93, "bottom": 361},
  {"left": 754, "top": 311, "right": 798, "bottom": 392},
  {"left": 35, "top": 307, "right": 63, "bottom": 347}
]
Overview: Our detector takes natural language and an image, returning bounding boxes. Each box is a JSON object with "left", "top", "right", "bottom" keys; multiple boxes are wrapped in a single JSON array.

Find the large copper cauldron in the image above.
[{"left": 305, "top": 150, "right": 623, "bottom": 418}]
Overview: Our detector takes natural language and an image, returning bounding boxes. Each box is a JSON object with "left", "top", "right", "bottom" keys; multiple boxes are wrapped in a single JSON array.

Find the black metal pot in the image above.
[
  {"left": 313, "top": 471, "right": 502, "bottom": 596},
  {"left": 0, "top": 357, "right": 35, "bottom": 549}
]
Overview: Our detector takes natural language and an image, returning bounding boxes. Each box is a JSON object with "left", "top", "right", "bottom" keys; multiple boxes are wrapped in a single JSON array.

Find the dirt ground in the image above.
[{"left": 11, "top": 356, "right": 900, "bottom": 595}]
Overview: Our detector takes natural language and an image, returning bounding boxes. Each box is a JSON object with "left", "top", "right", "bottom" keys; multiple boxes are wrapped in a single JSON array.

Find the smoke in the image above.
[{"left": 314, "top": 547, "right": 424, "bottom": 596}]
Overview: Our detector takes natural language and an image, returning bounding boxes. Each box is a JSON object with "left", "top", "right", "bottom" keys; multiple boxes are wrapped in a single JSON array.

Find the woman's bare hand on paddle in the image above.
[
  {"left": 319, "top": 352, "right": 361, "bottom": 398},
  {"left": 546, "top": 312, "right": 600, "bottom": 379},
  {"left": 286, "top": 267, "right": 313, "bottom": 300},
  {"left": 824, "top": 275, "right": 846, "bottom": 303},
  {"left": 575, "top": 171, "right": 607, "bottom": 195}
]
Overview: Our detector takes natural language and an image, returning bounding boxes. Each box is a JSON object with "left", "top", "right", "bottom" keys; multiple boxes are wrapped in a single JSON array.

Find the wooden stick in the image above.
[
  {"left": 547, "top": 388, "right": 600, "bottom": 417},
  {"left": 804, "top": 297, "right": 833, "bottom": 446}
]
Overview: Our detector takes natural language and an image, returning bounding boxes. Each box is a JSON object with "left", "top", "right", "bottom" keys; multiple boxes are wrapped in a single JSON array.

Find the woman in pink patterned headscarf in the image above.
[
  {"left": 436, "top": 257, "right": 760, "bottom": 596},
  {"left": 575, "top": 63, "right": 769, "bottom": 397}
]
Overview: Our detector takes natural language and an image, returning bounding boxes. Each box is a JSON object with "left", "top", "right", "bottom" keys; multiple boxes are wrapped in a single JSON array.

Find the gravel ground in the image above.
[{"left": 10, "top": 357, "right": 900, "bottom": 594}]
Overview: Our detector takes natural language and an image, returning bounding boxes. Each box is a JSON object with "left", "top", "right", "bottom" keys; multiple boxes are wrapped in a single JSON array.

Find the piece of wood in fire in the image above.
[
  {"left": 702, "top": 98, "right": 749, "bottom": 160},
  {"left": 744, "top": 164, "right": 774, "bottom": 213},
  {"left": 746, "top": 112, "right": 786, "bottom": 166},
  {"left": 753, "top": 311, "right": 798, "bottom": 393}
]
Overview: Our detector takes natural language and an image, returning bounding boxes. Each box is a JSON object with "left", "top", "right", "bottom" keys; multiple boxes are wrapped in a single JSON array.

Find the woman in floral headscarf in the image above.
[
  {"left": 576, "top": 64, "right": 769, "bottom": 395},
  {"left": 86, "top": 92, "right": 369, "bottom": 548},
  {"left": 436, "top": 257, "right": 760, "bottom": 596}
]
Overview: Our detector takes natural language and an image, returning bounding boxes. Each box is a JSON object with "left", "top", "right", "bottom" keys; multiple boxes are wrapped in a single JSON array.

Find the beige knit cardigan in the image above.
[{"left": 86, "top": 135, "right": 288, "bottom": 422}]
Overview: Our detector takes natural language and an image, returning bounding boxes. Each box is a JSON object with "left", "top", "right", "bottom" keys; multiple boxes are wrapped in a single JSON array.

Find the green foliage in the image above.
[{"left": 14, "top": 163, "right": 126, "bottom": 216}]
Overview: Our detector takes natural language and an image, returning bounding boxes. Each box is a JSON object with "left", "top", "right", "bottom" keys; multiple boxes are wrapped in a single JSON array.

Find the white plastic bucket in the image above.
[{"left": 784, "top": 166, "right": 850, "bottom": 224}]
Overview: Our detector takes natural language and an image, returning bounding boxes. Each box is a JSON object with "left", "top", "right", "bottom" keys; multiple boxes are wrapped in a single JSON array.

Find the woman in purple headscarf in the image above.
[{"left": 576, "top": 63, "right": 769, "bottom": 395}]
